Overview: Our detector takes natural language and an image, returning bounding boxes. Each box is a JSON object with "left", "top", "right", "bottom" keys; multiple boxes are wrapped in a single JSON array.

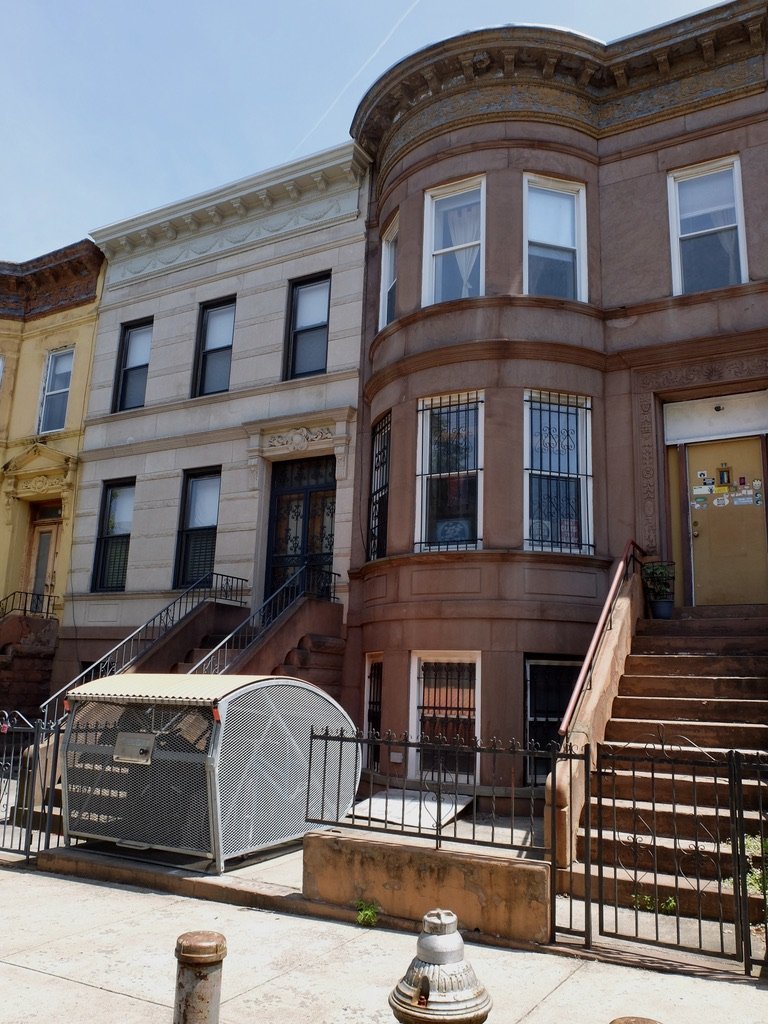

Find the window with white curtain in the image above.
[
  {"left": 668, "top": 157, "right": 748, "bottom": 295},
  {"left": 174, "top": 469, "right": 221, "bottom": 587},
  {"left": 524, "top": 174, "right": 587, "bottom": 301},
  {"left": 422, "top": 178, "right": 484, "bottom": 306}
]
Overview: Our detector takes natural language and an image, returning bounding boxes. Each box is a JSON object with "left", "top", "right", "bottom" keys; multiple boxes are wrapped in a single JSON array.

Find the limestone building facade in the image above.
[{"left": 57, "top": 144, "right": 369, "bottom": 692}]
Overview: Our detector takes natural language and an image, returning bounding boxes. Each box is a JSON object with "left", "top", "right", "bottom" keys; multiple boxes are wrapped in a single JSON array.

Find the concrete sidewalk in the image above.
[{"left": 2, "top": 855, "right": 767, "bottom": 1024}]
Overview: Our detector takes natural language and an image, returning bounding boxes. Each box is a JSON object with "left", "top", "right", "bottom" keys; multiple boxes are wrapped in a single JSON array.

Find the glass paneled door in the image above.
[
  {"left": 265, "top": 456, "right": 336, "bottom": 596},
  {"left": 26, "top": 504, "right": 62, "bottom": 612}
]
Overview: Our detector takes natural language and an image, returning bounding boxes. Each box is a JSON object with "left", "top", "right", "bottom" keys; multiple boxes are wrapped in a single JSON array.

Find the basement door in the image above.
[
  {"left": 685, "top": 436, "right": 768, "bottom": 604},
  {"left": 265, "top": 456, "right": 336, "bottom": 598}
]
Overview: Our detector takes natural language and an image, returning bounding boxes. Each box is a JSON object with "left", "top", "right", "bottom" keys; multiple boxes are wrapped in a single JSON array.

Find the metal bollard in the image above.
[{"left": 174, "top": 931, "right": 227, "bottom": 1024}]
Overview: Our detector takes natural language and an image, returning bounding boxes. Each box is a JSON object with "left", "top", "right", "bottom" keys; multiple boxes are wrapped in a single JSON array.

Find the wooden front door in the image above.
[
  {"left": 686, "top": 436, "right": 768, "bottom": 604},
  {"left": 26, "top": 506, "right": 62, "bottom": 611}
]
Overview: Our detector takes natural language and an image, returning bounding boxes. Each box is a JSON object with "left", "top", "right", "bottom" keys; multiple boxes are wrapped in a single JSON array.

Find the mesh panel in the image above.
[
  {"left": 218, "top": 682, "right": 360, "bottom": 858},
  {"left": 64, "top": 700, "right": 215, "bottom": 856}
]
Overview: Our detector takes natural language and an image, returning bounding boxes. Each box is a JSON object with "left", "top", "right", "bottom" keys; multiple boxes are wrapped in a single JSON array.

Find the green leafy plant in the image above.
[
  {"left": 659, "top": 896, "right": 677, "bottom": 915},
  {"left": 355, "top": 898, "right": 379, "bottom": 927},
  {"left": 641, "top": 561, "right": 675, "bottom": 600}
]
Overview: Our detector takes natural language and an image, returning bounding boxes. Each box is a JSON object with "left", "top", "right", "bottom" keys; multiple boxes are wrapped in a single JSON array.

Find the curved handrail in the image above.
[{"left": 559, "top": 539, "right": 645, "bottom": 739}]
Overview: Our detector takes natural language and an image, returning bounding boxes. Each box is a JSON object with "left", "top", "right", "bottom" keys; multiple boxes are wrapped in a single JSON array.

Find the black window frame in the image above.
[
  {"left": 192, "top": 297, "right": 236, "bottom": 397},
  {"left": 91, "top": 478, "right": 136, "bottom": 592},
  {"left": 284, "top": 273, "right": 331, "bottom": 380},
  {"left": 113, "top": 319, "right": 153, "bottom": 413},
  {"left": 367, "top": 412, "right": 391, "bottom": 560},
  {"left": 173, "top": 467, "right": 221, "bottom": 589}
]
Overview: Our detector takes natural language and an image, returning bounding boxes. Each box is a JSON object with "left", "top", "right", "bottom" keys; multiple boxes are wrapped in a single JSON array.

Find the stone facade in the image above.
[
  {"left": 56, "top": 144, "right": 369, "bottom": 693},
  {"left": 342, "top": 1, "right": 768, "bottom": 755}
]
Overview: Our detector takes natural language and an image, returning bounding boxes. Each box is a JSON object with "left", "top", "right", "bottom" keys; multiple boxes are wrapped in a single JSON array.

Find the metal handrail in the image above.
[
  {"left": 0, "top": 591, "right": 56, "bottom": 619},
  {"left": 188, "top": 563, "right": 338, "bottom": 675},
  {"left": 559, "top": 539, "right": 645, "bottom": 740},
  {"left": 41, "top": 571, "right": 248, "bottom": 723}
]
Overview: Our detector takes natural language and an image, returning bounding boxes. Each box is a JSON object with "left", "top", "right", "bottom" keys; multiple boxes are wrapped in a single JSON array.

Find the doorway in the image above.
[
  {"left": 26, "top": 504, "right": 62, "bottom": 612},
  {"left": 684, "top": 436, "right": 768, "bottom": 604},
  {"left": 265, "top": 456, "right": 336, "bottom": 597}
]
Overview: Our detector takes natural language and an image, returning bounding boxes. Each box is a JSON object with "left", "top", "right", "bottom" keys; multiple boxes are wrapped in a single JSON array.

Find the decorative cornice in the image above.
[
  {"left": 92, "top": 142, "right": 371, "bottom": 282},
  {"left": 351, "top": 3, "right": 768, "bottom": 169},
  {"left": 0, "top": 240, "right": 103, "bottom": 321}
]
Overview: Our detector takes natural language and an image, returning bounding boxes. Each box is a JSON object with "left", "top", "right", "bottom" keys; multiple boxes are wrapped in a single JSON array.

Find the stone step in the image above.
[
  {"left": 601, "top": 739, "right": 767, "bottom": 766},
  {"left": 562, "top": 862, "right": 766, "bottom": 925},
  {"left": 637, "top": 616, "right": 768, "bottom": 637},
  {"left": 283, "top": 647, "right": 344, "bottom": 670},
  {"left": 631, "top": 634, "right": 768, "bottom": 655},
  {"left": 604, "top": 717, "right": 768, "bottom": 750},
  {"left": 586, "top": 796, "right": 763, "bottom": 842},
  {"left": 672, "top": 604, "right": 768, "bottom": 620},
  {"left": 619, "top": 674, "right": 768, "bottom": 699},
  {"left": 611, "top": 695, "right": 768, "bottom": 724},
  {"left": 576, "top": 827, "right": 738, "bottom": 880},
  {"left": 590, "top": 768, "right": 765, "bottom": 809},
  {"left": 273, "top": 664, "right": 342, "bottom": 691},
  {"left": 299, "top": 634, "right": 345, "bottom": 655},
  {"left": 625, "top": 653, "right": 768, "bottom": 677}
]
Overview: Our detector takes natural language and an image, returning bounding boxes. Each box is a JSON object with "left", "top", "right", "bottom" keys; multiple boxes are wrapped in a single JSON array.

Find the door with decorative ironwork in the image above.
[{"left": 265, "top": 456, "right": 335, "bottom": 597}]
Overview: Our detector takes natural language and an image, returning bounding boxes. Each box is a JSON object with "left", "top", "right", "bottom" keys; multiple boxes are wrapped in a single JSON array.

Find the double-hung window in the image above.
[
  {"left": 423, "top": 178, "right": 484, "bottom": 305},
  {"left": 379, "top": 216, "right": 398, "bottom": 328},
  {"left": 416, "top": 392, "right": 483, "bottom": 551},
  {"left": 92, "top": 480, "right": 135, "bottom": 591},
  {"left": 668, "top": 157, "right": 748, "bottom": 295},
  {"left": 524, "top": 390, "right": 593, "bottom": 554},
  {"left": 286, "top": 275, "right": 331, "bottom": 379},
  {"left": 39, "top": 349, "right": 73, "bottom": 433},
  {"left": 114, "top": 320, "right": 152, "bottom": 411},
  {"left": 524, "top": 174, "right": 587, "bottom": 301},
  {"left": 174, "top": 469, "right": 221, "bottom": 587},
  {"left": 194, "top": 298, "right": 235, "bottom": 396}
]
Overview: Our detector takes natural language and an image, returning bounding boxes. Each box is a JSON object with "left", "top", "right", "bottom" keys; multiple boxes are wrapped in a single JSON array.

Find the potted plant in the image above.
[{"left": 641, "top": 561, "right": 675, "bottom": 619}]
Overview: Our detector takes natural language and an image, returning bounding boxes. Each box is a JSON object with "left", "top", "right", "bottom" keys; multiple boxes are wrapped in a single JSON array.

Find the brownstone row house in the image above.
[{"left": 2, "top": 1, "right": 767, "bottom": 771}]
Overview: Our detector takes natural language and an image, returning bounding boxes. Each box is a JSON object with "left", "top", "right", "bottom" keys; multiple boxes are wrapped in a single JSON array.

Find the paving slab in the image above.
[{"left": 3, "top": 862, "right": 767, "bottom": 1024}]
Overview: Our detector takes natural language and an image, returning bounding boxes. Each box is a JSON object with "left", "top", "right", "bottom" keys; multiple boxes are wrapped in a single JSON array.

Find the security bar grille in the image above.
[
  {"left": 418, "top": 660, "right": 476, "bottom": 778},
  {"left": 524, "top": 390, "right": 593, "bottom": 554},
  {"left": 368, "top": 412, "right": 391, "bottom": 560}
]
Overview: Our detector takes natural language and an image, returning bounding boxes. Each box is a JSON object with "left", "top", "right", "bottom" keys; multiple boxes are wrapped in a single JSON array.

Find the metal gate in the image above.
[
  {"left": 595, "top": 744, "right": 767, "bottom": 974},
  {"left": 0, "top": 711, "right": 64, "bottom": 858}
]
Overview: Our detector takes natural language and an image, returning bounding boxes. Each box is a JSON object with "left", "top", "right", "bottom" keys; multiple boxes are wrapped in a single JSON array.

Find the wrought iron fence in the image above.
[
  {"left": 41, "top": 572, "right": 248, "bottom": 724},
  {"left": 0, "top": 590, "right": 56, "bottom": 619},
  {"left": 188, "top": 563, "right": 338, "bottom": 675},
  {"left": 0, "top": 710, "right": 65, "bottom": 858}
]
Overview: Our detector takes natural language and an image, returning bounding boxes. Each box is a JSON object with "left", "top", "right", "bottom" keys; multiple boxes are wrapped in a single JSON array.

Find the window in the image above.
[
  {"left": 114, "top": 320, "right": 152, "bottom": 411},
  {"left": 365, "top": 658, "right": 383, "bottom": 771},
  {"left": 410, "top": 654, "right": 479, "bottom": 780},
  {"left": 379, "top": 216, "right": 398, "bottom": 327},
  {"left": 423, "top": 179, "right": 484, "bottom": 305},
  {"left": 524, "top": 174, "right": 587, "bottom": 301},
  {"left": 92, "top": 481, "right": 135, "bottom": 591},
  {"left": 525, "top": 657, "right": 580, "bottom": 783},
  {"left": 524, "top": 390, "right": 593, "bottom": 554},
  {"left": 39, "top": 349, "right": 73, "bottom": 433},
  {"left": 368, "top": 412, "right": 391, "bottom": 560},
  {"left": 194, "top": 299, "right": 235, "bottom": 396},
  {"left": 286, "top": 275, "right": 330, "bottom": 379},
  {"left": 416, "top": 392, "right": 483, "bottom": 551},
  {"left": 668, "top": 157, "right": 748, "bottom": 295},
  {"left": 174, "top": 469, "right": 221, "bottom": 587}
]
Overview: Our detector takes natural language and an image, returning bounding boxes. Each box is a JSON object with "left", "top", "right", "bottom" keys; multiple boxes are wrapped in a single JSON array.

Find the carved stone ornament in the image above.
[{"left": 267, "top": 426, "right": 333, "bottom": 451}]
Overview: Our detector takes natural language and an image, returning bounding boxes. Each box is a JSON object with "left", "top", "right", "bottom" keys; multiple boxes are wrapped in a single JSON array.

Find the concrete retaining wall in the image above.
[{"left": 303, "top": 832, "right": 551, "bottom": 943}]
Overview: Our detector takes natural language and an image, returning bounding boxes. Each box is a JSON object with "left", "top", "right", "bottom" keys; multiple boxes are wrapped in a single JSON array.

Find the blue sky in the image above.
[{"left": 2, "top": 0, "right": 711, "bottom": 262}]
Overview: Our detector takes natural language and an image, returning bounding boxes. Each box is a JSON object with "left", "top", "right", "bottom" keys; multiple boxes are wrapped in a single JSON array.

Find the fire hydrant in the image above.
[{"left": 389, "top": 909, "right": 492, "bottom": 1023}]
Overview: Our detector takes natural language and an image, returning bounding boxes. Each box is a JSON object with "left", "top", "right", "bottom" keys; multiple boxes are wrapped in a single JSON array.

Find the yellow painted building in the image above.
[{"left": 0, "top": 240, "right": 104, "bottom": 637}]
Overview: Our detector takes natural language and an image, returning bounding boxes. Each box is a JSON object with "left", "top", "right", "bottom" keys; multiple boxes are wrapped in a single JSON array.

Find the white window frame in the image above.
[
  {"left": 422, "top": 177, "right": 485, "bottom": 307},
  {"left": 408, "top": 651, "right": 481, "bottom": 780},
  {"left": 379, "top": 214, "right": 399, "bottom": 329},
  {"left": 667, "top": 156, "right": 748, "bottom": 296},
  {"left": 523, "top": 390, "right": 593, "bottom": 554},
  {"left": 415, "top": 391, "right": 484, "bottom": 552},
  {"left": 39, "top": 348, "right": 74, "bottom": 433},
  {"left": 523, "top": 173, "right": 587, "bottom": 302}
]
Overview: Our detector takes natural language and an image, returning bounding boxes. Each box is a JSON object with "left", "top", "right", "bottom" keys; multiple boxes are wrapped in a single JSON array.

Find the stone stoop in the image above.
[
  {"left": 274, "top": 634, "right": 345, "bottom": 699},
  {"left": 574, "top": 604, "right": 768, "bottom": 922}
]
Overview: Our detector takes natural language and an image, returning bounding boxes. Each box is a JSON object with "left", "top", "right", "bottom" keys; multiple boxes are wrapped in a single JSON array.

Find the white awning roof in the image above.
[{"left": 65, "top": 674, "right": 305, "bottom": 706}]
